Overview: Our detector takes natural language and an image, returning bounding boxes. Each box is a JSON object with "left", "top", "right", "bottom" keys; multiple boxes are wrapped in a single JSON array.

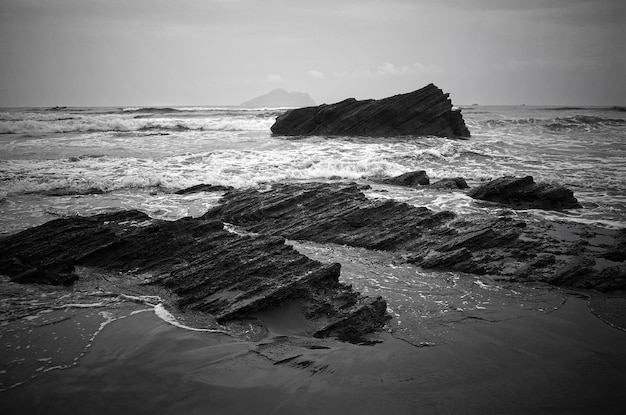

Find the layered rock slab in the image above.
[
  {"left": 204, "top": 182, "right": 457, "bottom": 252},
  {"left": 0, "top": 210, "right": 390, "bottom": 340},
  {"left": 270, "top": 83, "right": 470, "bottom": 138},
  {"left": 206, "top": 182, "right": 625, "bottom": 291},
  {"left": 468, "top": 176, "right": 582, "bottom": 210}
]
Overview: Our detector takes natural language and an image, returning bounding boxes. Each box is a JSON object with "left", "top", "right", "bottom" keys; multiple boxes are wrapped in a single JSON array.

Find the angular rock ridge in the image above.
[
  {"left": 468, "top": 176, "right": 582, "bottom": 210},
  {"left": 204, "top": 182, "right": 456, "bottom": 252},
  {"left": 0, "top": 210, "right": 390, "bottom": 340},
  {"left": 206, "top": 182, "right": 625, "bottom": 291},
  {"left": 270, "top": 83, "right": 470, "bottom": 138}
]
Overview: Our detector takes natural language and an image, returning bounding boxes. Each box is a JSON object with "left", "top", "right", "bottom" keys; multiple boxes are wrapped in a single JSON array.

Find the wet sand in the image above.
[{"left": 2, "top": 294, "right": 625, "bottom": 414}]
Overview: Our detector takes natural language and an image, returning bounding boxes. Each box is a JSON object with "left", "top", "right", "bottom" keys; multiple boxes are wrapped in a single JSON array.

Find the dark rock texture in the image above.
[
  {"left": 382, "top": 170, "right": 430, "bottom": 187},
  {"left": 175, "top": 184, "right": 234, "bottom": 195},
  {"left": 270, "top": 84, "right": 470, "bottom": 138},
  {"left": 430, "top": 177, "right": 469, "bottom": 189},
  {"left": 206, "top": 182, "right": 624, "bottom": 291},
  {"left": 468, "top": 176, "right": 582, "bottom": 210},
  {"left": 1, "top": 180, "right": 623, "bottom": 347},
  {"left": 204, "top": 182, "right": 456, "bottom": 252},
  {"left": 0, "top": 210, "right": 390, "bottom": 340}
]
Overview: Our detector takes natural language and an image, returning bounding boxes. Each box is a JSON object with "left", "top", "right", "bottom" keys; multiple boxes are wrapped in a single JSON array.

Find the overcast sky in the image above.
[{"left": 1, "top": 0, "right": 624, "bottom": 107}]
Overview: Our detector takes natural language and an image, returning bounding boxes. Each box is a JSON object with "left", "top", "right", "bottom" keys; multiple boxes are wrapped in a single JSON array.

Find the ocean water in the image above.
[
  {"left": 1, "top": 104, "right": 626, "bottom": 408},
  {"left": 1, "top": 105, "right": 625, "bottom": 235}
]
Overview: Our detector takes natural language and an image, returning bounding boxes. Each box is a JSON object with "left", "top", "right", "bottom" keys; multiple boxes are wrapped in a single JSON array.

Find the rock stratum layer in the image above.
[
  {"left": 1, "top": 179, "right": 623, "bottom": 342},
  {"left": 205, "top": 182, "right": 624, "bottom": 291},
  {"left": 0, "top": 210, "right": 390, "bottom": 340},
  {"left": 468, "top": 176, "right": 582, "bottom": 210},
  {"left": 270, "top": 83, "right": 470, "bottom": 138}
]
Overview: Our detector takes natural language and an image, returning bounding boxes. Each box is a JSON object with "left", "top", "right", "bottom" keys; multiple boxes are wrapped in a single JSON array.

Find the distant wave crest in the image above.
[
  {"left": 122, "top": 107, "right": 181, "bottom": 114},
  {"left": 479, "top": 115, "right": 626, "bottom": 130},
  {"left": 545, "top": 115, "right": 626, "bottom": 130},
  {"left": 0, "top": 115, "right": 273, "bottom": 134}
]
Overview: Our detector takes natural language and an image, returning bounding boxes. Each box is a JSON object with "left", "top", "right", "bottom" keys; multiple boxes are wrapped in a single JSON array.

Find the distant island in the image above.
[{"left": 240, "top": 88, "right": 315, "bottom": 108}]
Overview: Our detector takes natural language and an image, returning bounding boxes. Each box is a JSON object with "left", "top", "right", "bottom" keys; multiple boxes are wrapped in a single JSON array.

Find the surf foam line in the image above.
[
  {"left": 0, "top": 291, "right": 228, "bottom": 392},
  {"left": 0, "top": 309, "right": 122, "bottom": 392},
  {"left": 88, "top": 293, "right": 231, "bottom": 334},
  {"left": 153, "top": 304, "right": 230, "bottom": 334}
]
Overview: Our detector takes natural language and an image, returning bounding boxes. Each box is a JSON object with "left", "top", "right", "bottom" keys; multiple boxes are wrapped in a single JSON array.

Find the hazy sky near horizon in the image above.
[{"left": 1, "top": 0, "right": 624, "bottom": 107}]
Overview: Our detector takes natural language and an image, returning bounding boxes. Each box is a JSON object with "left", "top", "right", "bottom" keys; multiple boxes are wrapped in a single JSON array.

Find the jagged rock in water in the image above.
[
  {"left": 430, "top": 177, "right": 469, "bottom": 189},
  {"left": 414, "top": 248, "right": 473, "bottom": 270},
  {"left": 42, "top": 187, "right": 105, "bottom": 196},
  {"left": 467, "top": 176, "right": 582, "bottom": 210},
  {"left": 270, "top": 84, "right": 470, "bottom": 138},
  {"left": 206, "top": 182, "right": 624, "bottom": 291},
  {"left": 382, "top": 170, "right": 430, "bottom": 187},
  {"left": 0, "top": 210, "right": 390, "bottom": 340},
  {"left": 204, "top": 182, "right": 456, "bottom": 252},
  {"left": 602, "top": 229, "right": 626, "bottom": 262},
  {"left": 175, "top": 184, "right": 234, "bottom": 195}
]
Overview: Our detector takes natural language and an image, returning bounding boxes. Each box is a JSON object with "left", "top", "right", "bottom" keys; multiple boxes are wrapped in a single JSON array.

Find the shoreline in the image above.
[
  {"left": 2, "top": 292, "right": 626, "bottom": 414},
  {"left": 1, "top": 176, "right": 625, "bottom": 413}
]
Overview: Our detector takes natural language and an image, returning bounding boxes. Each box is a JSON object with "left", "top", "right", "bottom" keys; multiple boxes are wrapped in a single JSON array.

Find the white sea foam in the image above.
[
  {"left": 0, "top": 109, "right": 275, "bottom": 135},
  {"left": 1, "top": 105, "right": 624, "bottom": 232},
  {"left": 153, "top": 304, "right": 229, "bottom": 334}
]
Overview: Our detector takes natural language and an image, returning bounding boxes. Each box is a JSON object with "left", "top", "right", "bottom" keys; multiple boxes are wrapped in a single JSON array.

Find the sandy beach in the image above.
[{"left": 2, "top": 291, "right": 625, "bottom": 415}]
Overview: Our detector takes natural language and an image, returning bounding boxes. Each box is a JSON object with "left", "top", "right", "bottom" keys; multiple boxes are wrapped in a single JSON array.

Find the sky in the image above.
[{"left": 0, "top": 0, "right": 624, "bottom": 107}]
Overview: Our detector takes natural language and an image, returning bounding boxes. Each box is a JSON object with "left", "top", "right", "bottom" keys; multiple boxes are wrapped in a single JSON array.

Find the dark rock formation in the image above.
[
  {"left": 417, "top": 248, "right": 473, "bottom": 270},
  {"left": 467, "top": 176, "right": 582, "bottom": 210},
  {"left": 204, "top": 182, "right": 456, "bottom": 252},
  {"left": 430, "top": 177, "right": 469, "bottom": 189},
  {"left": 175, "top": 184, "right": 234, "bottom": 195},
  {"left": 241, "top": 88, "right": 315, "bottom": 108},
  {"left": 41, "top": 187, "right": 105, "bottom": 196},
  {"left": 270, "top": 84, "right": 470, "bottom": 138},
  {"left": 1, "top": 180, "right": 623, "bottom": 347},
  {"left": 0, "top": 210, "right": 390, "bottom": 340},
  {"left": 602, "top": 229, "right": 626, "bottom": 262},
  {"left": 206, "top": 182, "right": 624, "bottom": 291},
  {"left": 382, "top": 170, "right": 430, "bottom": 187}
]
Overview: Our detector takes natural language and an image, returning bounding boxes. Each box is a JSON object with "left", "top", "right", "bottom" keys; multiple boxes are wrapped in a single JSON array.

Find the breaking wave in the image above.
[
  {"left": 0, "top": 107, "right": 280, "bottom": 135},
  {"left": 477, "top": 115, "right": 626, "bottom": 130},
  {"left": 0, "top": 115, "right": 274, "bottom": 135}
]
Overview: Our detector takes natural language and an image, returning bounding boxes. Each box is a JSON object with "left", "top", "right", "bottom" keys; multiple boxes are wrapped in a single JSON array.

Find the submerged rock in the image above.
[
  {"left": 270, "top": 84, "right": 470, "bottom": 138},
  {"left": 467, "top": 176, "right": 582, "bottom": 210},
  {"left": 0, "top": 211, "right": 390, "bottom": 340}
]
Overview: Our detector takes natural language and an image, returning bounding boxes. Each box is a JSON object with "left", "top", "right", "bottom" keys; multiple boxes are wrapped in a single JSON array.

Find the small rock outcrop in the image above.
[
  {"left": 241, "top": 88, "right": 315, "bottom": 108},
  {"left": 468, "top": 176, "right": 582, "bottom": 210},
  {"left": 430, "top": 177, "right": 469, "bottom": 189},
  {"left": 270, "top": 84, "right": 470, "bottom": 138},
  {"left": 383, "top": 171, "right": 430, "bottom": 187},
  {"left": 0, "top": 210, "right": 390, "bottom": 340}
]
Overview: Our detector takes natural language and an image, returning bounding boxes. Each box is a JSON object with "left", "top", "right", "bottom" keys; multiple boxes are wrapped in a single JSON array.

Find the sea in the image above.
[{"left": 1, "top": 104, "right": 625, "bottom": 411}]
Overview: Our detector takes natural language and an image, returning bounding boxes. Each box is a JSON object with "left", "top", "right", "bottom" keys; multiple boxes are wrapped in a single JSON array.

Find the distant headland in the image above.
[{"left": 240, "top": 88, "right": 315, "bottom": 108}]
